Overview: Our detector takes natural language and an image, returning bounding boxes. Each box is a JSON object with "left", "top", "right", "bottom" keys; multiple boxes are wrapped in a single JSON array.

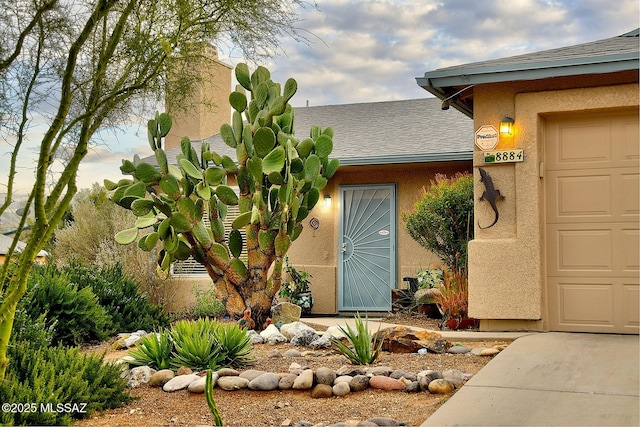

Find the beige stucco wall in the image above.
[
  {"left": 288, "top": 161, "right": 472, "bottom": 314},
  {"left": 166, "top": 276, "right": 213, "bottom": 313},
  {"left": 469, "top": 81, "right": 639, "bottom": 331},
  {"left": 168, "top": 161, "right": 472, "bottom": 314}
]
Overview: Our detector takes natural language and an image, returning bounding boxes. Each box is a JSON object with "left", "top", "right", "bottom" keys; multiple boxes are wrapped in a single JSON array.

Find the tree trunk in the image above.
[
  {"left": 0, "top": 260, "right": 31, "bottom": 380},
  {"left": 0, "top": 300, "right": 17, "bottom": 379}
]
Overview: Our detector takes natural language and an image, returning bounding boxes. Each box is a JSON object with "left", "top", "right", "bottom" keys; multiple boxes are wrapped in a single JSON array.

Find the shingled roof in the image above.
[
  {"left": 153, "top": 97, "right": 473, "bottom": 167},
  {"left": 417, "top": 29, "right": 640, "bottom": 117}
]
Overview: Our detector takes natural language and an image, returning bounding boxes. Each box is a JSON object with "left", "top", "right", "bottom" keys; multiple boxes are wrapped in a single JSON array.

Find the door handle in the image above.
[{"left": 341, "top": 243, "right": 347, "bottom": 254}]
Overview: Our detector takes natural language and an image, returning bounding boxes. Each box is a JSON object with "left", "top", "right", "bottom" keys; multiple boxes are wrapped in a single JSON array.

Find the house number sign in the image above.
[{"left": 483, "top": 149, "right": 524, "bottom": 164}]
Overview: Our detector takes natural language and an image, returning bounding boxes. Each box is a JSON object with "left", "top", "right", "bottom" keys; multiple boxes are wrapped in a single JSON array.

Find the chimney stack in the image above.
[{"left": 165, "top": 43, "right": 232, "bottom": 150}]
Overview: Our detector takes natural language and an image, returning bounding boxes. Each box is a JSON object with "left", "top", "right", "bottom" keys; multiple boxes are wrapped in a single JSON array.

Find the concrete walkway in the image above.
[
  {"left": 302, "top": 318, "right": 639, "bottom": 426},
  {"left": 303, "top": 316, "right": 529, "bottom": 341},
  {"left": 422, "top": 332, "right": 639, "bottom": 426}
]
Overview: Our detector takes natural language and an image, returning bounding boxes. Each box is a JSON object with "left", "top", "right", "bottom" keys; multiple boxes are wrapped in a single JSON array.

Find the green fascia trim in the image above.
[
  {"left": 416, "top": 53, "right": 638, "bottom": 118},
  {"left": 416, "top": 59, "right": 638, "bottom": 87},
  {"left": 339, "top": 151, "right": 473, "bottom": 166},
  {"left": 416, "top": 52, "right": 640, "bottom": 87}
]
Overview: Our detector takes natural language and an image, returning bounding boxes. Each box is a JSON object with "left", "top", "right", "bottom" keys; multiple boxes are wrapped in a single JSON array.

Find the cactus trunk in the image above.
[{"left": 210, "top": 247, "right": 284, "bottom": 329}]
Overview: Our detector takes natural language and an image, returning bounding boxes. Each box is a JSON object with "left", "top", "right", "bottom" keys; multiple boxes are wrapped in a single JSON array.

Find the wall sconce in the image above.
[
  {"left": 323, "top": 194, "right": 332, "bottom": 207},
  {"left": 500, "top": 116, "right": 514, "bottom": 135}
]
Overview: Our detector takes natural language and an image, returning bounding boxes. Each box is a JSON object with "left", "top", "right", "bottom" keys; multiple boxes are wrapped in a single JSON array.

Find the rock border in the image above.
[{"left": 119, "top": 322, "right": 507, "bottom": 426}]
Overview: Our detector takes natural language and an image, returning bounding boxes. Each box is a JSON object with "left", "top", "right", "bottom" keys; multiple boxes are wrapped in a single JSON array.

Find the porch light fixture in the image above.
[
  {"left": 500, "top": 116, "right": 514, "bottom": 135},
  {"left": 323, "top": 194, "right": 332, "bottom": 207}
]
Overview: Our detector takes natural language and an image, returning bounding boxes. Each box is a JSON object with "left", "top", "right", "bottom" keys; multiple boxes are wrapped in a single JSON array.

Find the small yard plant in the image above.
[
  {"left": 205, "top": 370, "right": 224, "bottom": 426},
  {"left": 128, "top": 318, "right": 255, "bottom": 371},
  {"left": 170, "top": 318, "right": 225, "bottom": 370},
  {"left": 13, "top": 261, "right": 170, "bottom": 348},
  {"left": 67, "top": 261, "right": 170, "bottom": 332},
  {"left": 434, "top": 265, "right": 476, "bottom": 329},
  {"left": 8, "top": 300, "right": 56, "bottom": 349},
  {"left": 416, "top": 268, "right": 443, "bottom": 289},
  {"left": 190, "top": 285, "right": 227, "bottom": 318},
  {"left": 404, "top": 173, "right": 474, "bottom": 326},
  {"left": 214, "top": 322, "right": 256, "bottom": 367},
  {"left": 24, "top": 263, "right": 113, "bottom": 346},
  {"left": 330, "top": 313, "right": 384, "bottom": 365},
  {"left": 279, "top": 257, "right": 314, "bottom": 315},
  {"left": 128, "top": 332, "right": 173, "bottom": 370}
]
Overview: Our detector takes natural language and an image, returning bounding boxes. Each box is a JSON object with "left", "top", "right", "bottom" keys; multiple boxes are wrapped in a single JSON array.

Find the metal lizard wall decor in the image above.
[{"left": 478, "top": 168, "right": 505, "bottom": 229}]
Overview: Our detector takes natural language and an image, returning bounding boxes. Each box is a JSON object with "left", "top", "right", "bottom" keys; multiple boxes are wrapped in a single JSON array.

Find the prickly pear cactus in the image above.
[{"left": 106, "top": 64, "right": 339, "bottom": 328}]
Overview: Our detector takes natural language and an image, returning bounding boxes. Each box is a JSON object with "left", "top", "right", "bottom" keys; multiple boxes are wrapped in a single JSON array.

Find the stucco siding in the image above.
[
  {"left": 168, "top": 161, "right": 474, "bottom": 315},
  {"left": 289, "top": 161, "right": 472, "bottom": 314},
  {"left": 468, "top": 82, "right": 639, "bottom": 330}
]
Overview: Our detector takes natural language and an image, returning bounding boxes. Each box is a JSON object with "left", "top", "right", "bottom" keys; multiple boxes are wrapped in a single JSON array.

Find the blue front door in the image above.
[{"left": 338, "top": 184, "right": 396, "bottom": 311}]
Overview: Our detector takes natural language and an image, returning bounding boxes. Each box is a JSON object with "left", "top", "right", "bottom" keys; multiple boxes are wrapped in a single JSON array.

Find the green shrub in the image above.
[
  {"left": 64, "top": 261, "right": 169, "bottom": 332},
  {"left": 0, "top": 340, "right": 132, "bottom": 426},
  {"left": 330, "top": 313, "right": 384, "bottom": 365},
  {"left": 403, "top": 173, "right": 474, "bottom": 271},
  {"left": 190, "top": 285, "right": 227, "bottom": 319},
  {"left": 1, "top": 263, "right": 54, "bottom": 348},
  {"left": 24, "top": 263, "right": 113, "bottom": 346},
  {"left": 9, "top": 308, "right": 56, "bottom": 348}
]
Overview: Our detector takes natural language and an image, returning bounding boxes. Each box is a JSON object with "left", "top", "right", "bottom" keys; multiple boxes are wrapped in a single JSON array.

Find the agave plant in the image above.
[
  {"left": 128, "top": 318, "right": 255, "bottom": 371},
  {"left": 330, "top": 313, "right": 384, "bottom": 365},
  {"left": 128, "top": 332, "right": 172, "bottom": 370},
  {"left": 170, "top": 318, "right": 224, "bottom": 370},
  {"left": 215, "top": 323, "right": 255, "bottom": 368}
]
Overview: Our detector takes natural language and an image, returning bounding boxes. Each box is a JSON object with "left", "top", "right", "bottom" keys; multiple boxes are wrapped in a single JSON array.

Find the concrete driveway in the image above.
[{"left": 421, "top": 332, "right": 639, "bottom": 426}]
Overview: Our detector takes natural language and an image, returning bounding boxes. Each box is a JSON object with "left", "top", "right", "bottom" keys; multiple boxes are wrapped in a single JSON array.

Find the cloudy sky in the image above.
[{"left": 1, "top": 0, "right": 639, "bottom": 201}]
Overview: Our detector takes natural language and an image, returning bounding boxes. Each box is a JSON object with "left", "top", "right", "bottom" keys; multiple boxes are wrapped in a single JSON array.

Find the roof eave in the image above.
[
  {"left": 339, "top": 151, "right": 473, "bottom": 166},
  {"left": 416, "top": 53, "right": 639, "bottom": 117},
  {"left": 416, "top": 82, "right": 474, "bottom": 118},
  {"left": 419, "top": 56, "right": 638, "bottom": 86}
]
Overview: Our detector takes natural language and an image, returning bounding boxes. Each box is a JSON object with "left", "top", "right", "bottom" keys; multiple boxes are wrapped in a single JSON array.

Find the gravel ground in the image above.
[{"left": 77, "top": 316, "right": 503, "bottom": 427}]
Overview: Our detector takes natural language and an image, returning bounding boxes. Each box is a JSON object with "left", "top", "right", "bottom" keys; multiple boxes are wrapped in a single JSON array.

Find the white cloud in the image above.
[
  {"left": 237, "top": 0, "right": 639, "bottom": 107},
  {"left": 0, "top": 123, "right": 150, "bottom": 196},
  {"left": 3, "top": 0, "right": 638, "bottom": 196},
  {"left": 76, "top": 125, "right": 152, "bottom": 188}
]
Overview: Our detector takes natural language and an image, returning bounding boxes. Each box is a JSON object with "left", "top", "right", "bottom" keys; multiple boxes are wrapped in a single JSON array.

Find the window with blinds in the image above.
[{"left": 171, "top": 190, "right": 246, "bottom": 277}]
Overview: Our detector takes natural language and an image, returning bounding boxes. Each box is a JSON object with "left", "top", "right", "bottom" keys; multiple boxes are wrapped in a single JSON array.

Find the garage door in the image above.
[{"left": 546, "top": 110, "right": 639, "bottom": 334}]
